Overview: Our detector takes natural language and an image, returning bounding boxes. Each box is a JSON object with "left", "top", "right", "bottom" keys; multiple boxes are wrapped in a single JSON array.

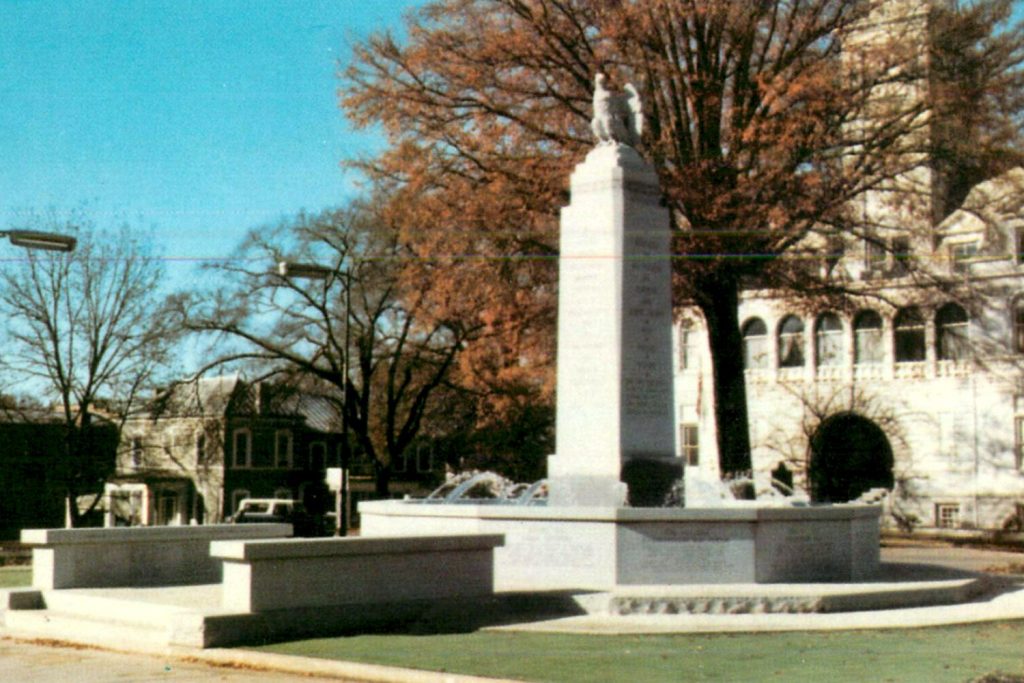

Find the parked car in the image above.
[{"left": 231, "top": 498, "right": 318, "bottom": 535}]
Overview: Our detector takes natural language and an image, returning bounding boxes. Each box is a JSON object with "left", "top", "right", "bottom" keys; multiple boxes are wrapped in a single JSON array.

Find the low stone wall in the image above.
[
  {"left": 359, "top": 502, "right": 881, "bottom": 590},
  {"left": 22, "top": 524, "right": 292, "bottom": 589},
  {"left": 210, "top": 534, "right": 504, "bottom": 613}
]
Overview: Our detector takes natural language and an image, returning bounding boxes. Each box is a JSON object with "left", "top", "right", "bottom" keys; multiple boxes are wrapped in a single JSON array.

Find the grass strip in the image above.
[
  {"left": 0, "top": 567, "right": 31, "bottom": 588},
  {"left": 252, "top": 622, "right": 1024, "bottom": 682}
]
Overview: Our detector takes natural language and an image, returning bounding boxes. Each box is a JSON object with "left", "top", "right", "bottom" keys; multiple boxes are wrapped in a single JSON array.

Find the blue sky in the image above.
[
  {"left": 0, "top": 0, "right": 422, "bottom": 282},
  {"left": 4, "top": 1, "right": 1022, "bottom": 289}
]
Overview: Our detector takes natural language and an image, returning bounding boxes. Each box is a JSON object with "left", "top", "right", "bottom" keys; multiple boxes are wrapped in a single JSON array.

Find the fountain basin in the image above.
[{"left": 359, "top": 501, "right": 881, "bottom": 591}]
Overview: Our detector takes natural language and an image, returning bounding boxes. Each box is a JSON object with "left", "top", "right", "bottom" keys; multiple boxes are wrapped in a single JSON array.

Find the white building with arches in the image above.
[
  {"left": 670, "top": 0, "right": 1024, "bottom": 532},
  {"left": 674, "top": 168, "right": 1024, "bottom": 531}
]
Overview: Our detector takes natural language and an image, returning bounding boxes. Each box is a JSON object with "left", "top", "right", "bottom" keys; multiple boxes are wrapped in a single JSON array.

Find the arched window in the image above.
[
  {"left": 778, "top": 315, "right": 805, "bottom": 368},
  {"left": 678, "top": 325, "right": 697, "bottom": 371},
  {"left": 853, "top": 310, "right": 884, "bottom": 365},
  {"left": 742, "top": 318, "right": 768, "bottom": 369},
  {"left": 936, "top": 303, "right": 969, "bottom": 360},
  {"left": 815, "top": 313, "right": 843, "bottom": 367},
  {"left": 894, "top": 306, "right": 926, "bottom": 362}
]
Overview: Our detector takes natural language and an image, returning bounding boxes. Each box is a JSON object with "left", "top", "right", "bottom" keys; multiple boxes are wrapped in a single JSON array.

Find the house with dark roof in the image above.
[{"left": 105, "top": 375, "right": 345, "bottom": 526}]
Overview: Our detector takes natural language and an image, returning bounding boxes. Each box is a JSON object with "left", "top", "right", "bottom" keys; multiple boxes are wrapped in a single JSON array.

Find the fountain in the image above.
[{"left": 360, "top": 75, "right": 880, "bottom": 591}]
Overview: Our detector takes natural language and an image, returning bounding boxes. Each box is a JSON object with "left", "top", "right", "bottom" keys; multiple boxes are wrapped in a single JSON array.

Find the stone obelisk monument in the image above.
[{"left": 547, "top": 75, "right": 680, "bottom": 507}]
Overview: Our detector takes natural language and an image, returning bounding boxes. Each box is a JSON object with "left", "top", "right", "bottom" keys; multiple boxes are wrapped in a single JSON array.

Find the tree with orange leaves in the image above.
[{"left": 342, "top": 0, "right": 1024, "bottom": 477}]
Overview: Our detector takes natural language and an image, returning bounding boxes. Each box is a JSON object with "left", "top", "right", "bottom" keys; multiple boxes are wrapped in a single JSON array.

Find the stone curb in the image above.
[
  {"left": 0, "top": 632, "right": 518, "bottom": 683},
  {"left": 487, "top": 581, "right": 1024, "bottom": 635},
  {"left": 181, "top": 647, "right": 521, "bottom": 683}
]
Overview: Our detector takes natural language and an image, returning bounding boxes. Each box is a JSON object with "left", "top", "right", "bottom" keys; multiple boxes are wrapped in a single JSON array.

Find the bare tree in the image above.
[
  {"left": 176, "top": 206, "right": 481, "bottom": 495},
  {"left": 0, "top": 216, "right": 177, "bottom": 525}
]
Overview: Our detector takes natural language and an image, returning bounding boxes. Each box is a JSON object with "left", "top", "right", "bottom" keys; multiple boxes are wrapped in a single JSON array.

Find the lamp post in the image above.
[
  {"left": 1, "top": 230, "right": 77, "bottom": 252},
  {"left": 2, "top": 228, "right": 77, "bottom": 526},
  {"left": 277, "top": 260, "right": 352, "bottom": 537}
]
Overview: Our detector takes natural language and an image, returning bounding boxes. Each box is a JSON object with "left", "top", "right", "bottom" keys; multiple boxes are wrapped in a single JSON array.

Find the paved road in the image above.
[
  {"left": 0, "top": 638, "right": 346, "bottom": 683},
  {"left": 881, "top": 538, "right": 1024, "bottom": 573}
]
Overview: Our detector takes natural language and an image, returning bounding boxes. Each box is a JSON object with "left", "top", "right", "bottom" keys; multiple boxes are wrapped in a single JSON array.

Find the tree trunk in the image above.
[
  {"left": 374, "top": 462, "right": 391, "bottom": 497},
  {"left": 696, "top": 277, "right": 754, "bottom": 477},
  {"left": 63, "top": 425, "right": 80, "bottom": 528}
]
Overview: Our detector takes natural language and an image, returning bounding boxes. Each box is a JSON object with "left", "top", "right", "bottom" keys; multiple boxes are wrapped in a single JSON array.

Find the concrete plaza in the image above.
[{"left": 0, "top": 540, "right": 1022, "bottom": 682}]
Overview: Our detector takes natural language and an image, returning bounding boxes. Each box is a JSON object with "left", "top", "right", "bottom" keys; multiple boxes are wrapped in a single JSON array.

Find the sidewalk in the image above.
[{"left": 0, "top": 636, "right": 517, "bottom": 683}]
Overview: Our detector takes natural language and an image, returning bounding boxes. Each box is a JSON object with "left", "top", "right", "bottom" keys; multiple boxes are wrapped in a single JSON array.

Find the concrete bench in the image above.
[
  {"left": 210, "top": 534, "right": 504, "bottom": 612},
  {"left": 22, "top": 524, "right": 293, "bottom": 589}
]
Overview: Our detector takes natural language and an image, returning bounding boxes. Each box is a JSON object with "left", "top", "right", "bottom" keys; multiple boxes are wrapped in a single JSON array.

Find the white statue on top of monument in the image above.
[{"left": 590, "top": 73, "right": 643, "bottom": 147}]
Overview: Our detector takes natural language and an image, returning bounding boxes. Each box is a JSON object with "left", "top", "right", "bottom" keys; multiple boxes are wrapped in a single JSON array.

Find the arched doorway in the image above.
[{"left": 809, "top": 413, "right": 894, "bottom": 503}]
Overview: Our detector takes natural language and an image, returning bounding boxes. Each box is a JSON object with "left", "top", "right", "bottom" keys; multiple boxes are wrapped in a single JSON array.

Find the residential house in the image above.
[
  {"left": 106, "top": 375, "right": 442, "bottom": 528},
  {"left": 107, "top": 375, "right": 345, "bottom": 526}
]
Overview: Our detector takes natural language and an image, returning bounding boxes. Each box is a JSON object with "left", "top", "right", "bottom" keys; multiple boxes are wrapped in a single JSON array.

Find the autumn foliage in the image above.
[{"left": 342, "top": 0, "right": 1024, "bottom": 475}]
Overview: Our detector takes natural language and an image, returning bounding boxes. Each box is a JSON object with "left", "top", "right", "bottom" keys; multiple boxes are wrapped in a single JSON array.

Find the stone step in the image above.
[
  {"left": 40, "top": 589, "right": 192, "bottom": 624},
  {"left": 3, "top": 608, "right": 171, "bottom": 649},
  {"left": 602, "top": 576, "right": 993, "bottom": 616},
  {"left": 38, "top": 589, "right": 195, "bottom": 626}
]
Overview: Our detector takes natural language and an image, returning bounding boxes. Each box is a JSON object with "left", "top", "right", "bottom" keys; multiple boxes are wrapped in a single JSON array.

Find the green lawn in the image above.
[
  {"left": 253, "top": 622, "right": 1024, "bottom": 682},
  {"left": 0, "top": 567, "right": 31, "bottom": 588}
]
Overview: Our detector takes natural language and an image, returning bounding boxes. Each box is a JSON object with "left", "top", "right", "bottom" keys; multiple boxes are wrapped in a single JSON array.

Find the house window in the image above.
[
  {"left": 891, "top": 237, "right": 911, "bottom": 275},
  {"left": 231, "top": 489, "right": 250, "bottom": 514},
  {"left": 232, "top": 429, "right": 251, "bottom": 468},
  {"left": 310, "top": 442, "right": 327, "bottom": 471},
  {"left": 275, "top": 430, "right": 293, "bottom": 468},
  {"left": 130, "top": 437, "right": 143, "bottom": 468},
  {"left": 393, "top": 451, "right": 407, "bottom": 473},
  {"left": 680, "top": 424, "right": 699, "bottom": 466},
  {"left": 815, "top": 313, "right": 843, "bottom": 367},
  {"left": 854, "top": 310, "right": 884, "bottom": 365},
  {"left": 894, "top": 306, "right": 926, "bottom": 363},
  {"left": 416, "top": 444, "right": 433, "bottom": 473},
  {"left": 865, "top": 239, "right": 887, "bottom": 272},
  {"left": 777, "top": 315, "right": 805, "bottom": 368},
  {"left": 936, "top": 303, "right": 969, "bottom": 361},
  {"left": 742, "top": 318, "right": 768, "bottom": 369},
  {"left": 1015, "top": 417, "right": 1024, "bottom": 470},
  {"left": 951, "top": 241, "right": 979, "bottom": 272},
  {"left": 195, "top": 434, "right": 206, "bottom": 463},
  {"left": 935, "top": 503, "right": 960, "bottom": 529},
  {"left": 865, "top": 237, "right": 911, "bottom": 275}
]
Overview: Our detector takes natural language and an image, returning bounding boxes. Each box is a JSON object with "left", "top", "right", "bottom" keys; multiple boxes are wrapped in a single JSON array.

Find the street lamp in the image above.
[
  {"left": 277, "top": 260, "right": 353, "bottom": 537},
  {"left": 1, "top": 230, "right": 77, "bottom": 252},
  {"left": 276, "top": 261, "right": 332, "bottom": 279}
]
